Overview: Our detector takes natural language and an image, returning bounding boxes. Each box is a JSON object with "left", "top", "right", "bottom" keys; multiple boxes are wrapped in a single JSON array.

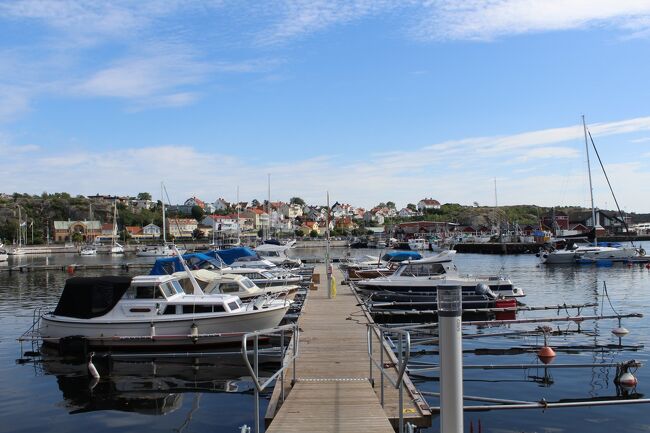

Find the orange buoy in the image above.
[
  {"left": 537, "top": 346, "right": 556, "bottom": 364},
  {"left": 66, "top": 265, "right": 75, "bottom": 274},
  {"left": 646, "top": 263, "right": 650, "bottom": 269}
]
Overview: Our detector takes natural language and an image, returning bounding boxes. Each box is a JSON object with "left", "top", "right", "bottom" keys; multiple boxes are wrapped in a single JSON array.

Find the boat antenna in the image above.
[
  {"left": 582, "top": 115, "right": 598, "bottom": 245},
  {"left": 587, "top": 130, "right": 635, "bottom": 247},
  {"left": 172, "top": 245, "right": 205, "bottom": 296}
]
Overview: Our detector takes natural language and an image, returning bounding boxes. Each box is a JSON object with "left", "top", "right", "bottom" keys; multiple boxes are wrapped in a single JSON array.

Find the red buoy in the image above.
[
  {"left": 618, "top": 372, "right": 638, "bottom": 388},
  {"left": 646, "top": 263, "right": 650, "bottom": 269},
  {"left": 538, "top": 346, "right": 556, "bottom": 364},
  {"left": 66, "top": 265, "right": 75, "bottom": 274}
]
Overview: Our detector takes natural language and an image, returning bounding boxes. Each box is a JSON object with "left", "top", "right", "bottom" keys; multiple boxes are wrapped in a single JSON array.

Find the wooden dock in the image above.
[{"left": 265, "top": 264, "right": 430, "bottom": 432}]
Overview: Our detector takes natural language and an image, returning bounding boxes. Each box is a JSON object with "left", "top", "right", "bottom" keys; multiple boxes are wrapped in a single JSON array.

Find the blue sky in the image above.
[{"left": 1, "top": 1, "right": 650, "bottom": 212}]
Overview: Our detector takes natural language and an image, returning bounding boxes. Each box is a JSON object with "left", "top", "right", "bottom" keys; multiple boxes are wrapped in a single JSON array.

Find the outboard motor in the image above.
[{"left": 475, "top": 283, "right": 497, "bottom": 300}]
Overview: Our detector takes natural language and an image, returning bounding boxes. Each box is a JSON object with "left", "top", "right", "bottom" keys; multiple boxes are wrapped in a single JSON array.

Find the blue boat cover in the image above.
[
  {"left": 204, "top": 247, "right": 260, "bottom": 265},
  {"left": 597, "top": 241, "right": 622, "bottom": 248},
  {"left": 149, "top": 253, "right": 226, "bottom": 275},
  {"left": 381, "top": 251, "right": 422, "bottom": 262}
]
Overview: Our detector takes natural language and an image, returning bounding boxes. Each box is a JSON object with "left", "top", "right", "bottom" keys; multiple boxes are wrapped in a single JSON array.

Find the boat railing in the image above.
[
  {"left": 241, "top": 322, "right": 299, "bottom": 433},
  {"left": 241, "top": 322, "right": 299, "bottom": 392},
  {"left": 366, "top": 323, "right": 411, "bottom": 433}
]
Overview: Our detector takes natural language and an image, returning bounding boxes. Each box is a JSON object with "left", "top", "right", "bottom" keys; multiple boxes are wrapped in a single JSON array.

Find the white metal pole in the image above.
[
  {"left": 437, "top": 286, "right": 464, "bottom": 433},
  {"left": 326, "top": 191, "right": 331, "bottom": 299}
]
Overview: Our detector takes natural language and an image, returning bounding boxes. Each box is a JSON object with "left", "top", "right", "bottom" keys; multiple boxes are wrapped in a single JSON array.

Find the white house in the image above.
[
  {"left": 213, "top": 198, "right": 230, "bottom": 211},
  {"left": 142, "top": 223, "right": 161, "bottom": 238},
  {"left": 398, "top": 208, "right": 417, "bottom": 218},
  {"left": 417, "top": 198, "right": 441, "bottom": 212},
  {"left": 167, "top": 218, "right": 198, "bottom": 238}
]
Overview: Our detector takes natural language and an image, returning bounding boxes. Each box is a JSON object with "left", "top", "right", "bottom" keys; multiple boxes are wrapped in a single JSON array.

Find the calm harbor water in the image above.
[{"left": 1, "top": 247, "right": 650, "bottom": 432}]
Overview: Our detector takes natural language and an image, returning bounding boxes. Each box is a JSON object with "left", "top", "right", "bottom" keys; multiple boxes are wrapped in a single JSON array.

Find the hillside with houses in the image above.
[{"left": 1, "top": 191, "right": 649, "bottom": 245}]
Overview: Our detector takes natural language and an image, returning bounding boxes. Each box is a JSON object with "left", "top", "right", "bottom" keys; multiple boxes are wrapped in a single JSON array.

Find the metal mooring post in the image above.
[{"left": 437, "top": 286, "right": 464, "bottom": 433}]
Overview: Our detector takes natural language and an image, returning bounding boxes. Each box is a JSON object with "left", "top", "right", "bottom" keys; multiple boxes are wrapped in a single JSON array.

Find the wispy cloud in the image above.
[
  {"left": 413, "top": 1, "right": 650, "bottom": 41},
  {"left": 254, "top": 0, "right": 401, "bottom": 45}
]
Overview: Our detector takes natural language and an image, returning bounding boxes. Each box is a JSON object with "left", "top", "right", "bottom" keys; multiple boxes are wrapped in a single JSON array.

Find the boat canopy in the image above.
[
  {"left": 381, "top": 251, "right": 422, "bottom": 262},
  {"left": 53, "top": 276, "right": 132, "bottom": 319},
  {"left": 149, "top": 253, "right": 226, "bottom": 276},
  {"left": 206, "top": 247, "right": 259, "bottom": 265}
]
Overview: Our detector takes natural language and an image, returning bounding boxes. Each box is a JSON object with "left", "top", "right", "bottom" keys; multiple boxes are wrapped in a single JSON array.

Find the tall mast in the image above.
[
  {"left": 161, "top": 182, "right": 167, "bottom": 244},
  {"left": 493, "top": 178, "right": 499, "bottom": 238},
  {"left": 236, "top": 185, "right": 240, "bottom": 245},
  {"left": 583, "top": 115, "right": 597, "bottom": 244},
  {"left": 112, "top": 200, "right": 117, "bottom": 248},
  {"left": 267, "top": 173, "right": 271, "bottom": 240},
  {"left": 326, "top": 191, "right": 331, "bottom": 299}
]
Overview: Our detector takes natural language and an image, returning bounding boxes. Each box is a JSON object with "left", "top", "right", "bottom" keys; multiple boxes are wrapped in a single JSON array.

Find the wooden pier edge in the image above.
[{"left": 264, "top": 264, "right": 431, "bottom": 431}]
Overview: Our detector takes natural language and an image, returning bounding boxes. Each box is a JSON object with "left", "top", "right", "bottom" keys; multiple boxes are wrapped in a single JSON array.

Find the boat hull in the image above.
[{"left": 39, "top": 305, "right": 289, "bottom": 349}]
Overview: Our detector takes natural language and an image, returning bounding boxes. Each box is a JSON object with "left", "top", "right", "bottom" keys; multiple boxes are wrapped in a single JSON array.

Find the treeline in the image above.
[{"left": 0, "top": 192, "right": 163, "bottom": 244}]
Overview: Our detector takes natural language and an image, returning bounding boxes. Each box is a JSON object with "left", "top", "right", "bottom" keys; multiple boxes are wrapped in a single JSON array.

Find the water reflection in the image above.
[{"left": 28, "top": 348, "right": 276, "bottom": 416}]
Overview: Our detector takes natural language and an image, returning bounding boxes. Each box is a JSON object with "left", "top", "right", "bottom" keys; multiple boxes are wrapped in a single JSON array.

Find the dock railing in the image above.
[
  {"left": 241, "top": 323, "right": 300, "bottom": 433},
  {"left": 367, "top": 323, "right": 411, "bottom": 433}
]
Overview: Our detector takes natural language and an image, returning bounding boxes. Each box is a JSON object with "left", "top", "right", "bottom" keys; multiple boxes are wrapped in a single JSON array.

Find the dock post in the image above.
[{"left": 438, "top": 286, "right": 464, "bottom": 433}]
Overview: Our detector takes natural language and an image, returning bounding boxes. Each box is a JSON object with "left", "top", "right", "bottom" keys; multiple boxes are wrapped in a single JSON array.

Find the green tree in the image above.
[
  {"left": 71, "top": 232, "right": 83, "bottom": 244},
  {"left": 251, "top": 199, "right": 260, "bottom": 208},
  {"left": 137, "top": 192, "right": 152, "bottom": 201},
  {"left": 407, "top": 203, "right": 417, "bottom": 211},
  {"left": 309, "top": 230, "right": 318, "bottom": 238},
  {"left": 294, "top": 229, "right": 304, "bottom": 237},
  {"left": 191, "top": 205, "right": 205, "bottom": 221},
  {"left": 290, "top": 197, "right": 305, "bottom": 206},
  {"left": 386, "top": 201, "right": 396, "bottom": 209}
]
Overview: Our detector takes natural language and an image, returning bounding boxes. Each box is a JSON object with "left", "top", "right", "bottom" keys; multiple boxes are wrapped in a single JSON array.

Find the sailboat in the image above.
[
  {"left": 539, "top": 116, "right": 643, "bottom": 264},
  {"left": 136, "top": 183, "right": 186, "bottom": 257},
  {"left": 109, "top": 201, "right": 124, "bottom": 254}
]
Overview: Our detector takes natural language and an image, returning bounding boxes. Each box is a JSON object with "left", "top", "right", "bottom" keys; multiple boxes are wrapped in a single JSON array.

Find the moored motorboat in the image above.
[
  {"left": 39, "top": 275, "right": 291, "bottom": 349},
  {"left": 354, "top": 250, "right": 524, "bottom": 298}
]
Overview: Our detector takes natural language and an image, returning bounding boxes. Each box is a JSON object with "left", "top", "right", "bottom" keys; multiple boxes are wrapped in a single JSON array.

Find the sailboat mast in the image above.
[
  {"left": 161, "top": 182, "right": 167, "bottom": 244},
  {"left": 583, "top": 115, "right": 597, "bottom": 244},
  {"left": 112, "top": 201, "right": 117, "bottom": 248},
  {"left": 266, "top": 173, "right": 271, "bottom": 241},
  {"left": 236, "top": 185, "right": 240, "bottom": 245}
]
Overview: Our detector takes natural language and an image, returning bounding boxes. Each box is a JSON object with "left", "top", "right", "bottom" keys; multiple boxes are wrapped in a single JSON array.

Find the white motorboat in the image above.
[
  {"left": 254, "top": 241, "right": 301, "bottom": 268},
  {"left": 136, "top": 244, "right": 186, "bottom": 257},
  {"left": 222, "top": 267, "right": 303, "bottom": 288},
  {"left": 407, "top": 238, "right": 428, "bottom": 251},
  {"left": 355, "top": 250, "right": 524, "bottom": 298},
  {"left": 172, "top": 270, "right": 298, "bottom": 301},
  {"left": 39, "top": 274, "right": 291, "bottom": 349},
  {"left": 79, "top": 245, "right": 97, "bottom": 256},
  {"left": 0, "top": 248, "right": 7, "bottom": 262}
]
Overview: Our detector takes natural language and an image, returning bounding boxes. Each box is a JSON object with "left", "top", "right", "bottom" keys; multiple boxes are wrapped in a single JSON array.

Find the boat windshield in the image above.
[
  {"left": 241, "top": 278, "right": 256, "bottom": 289},
  {"left": 400, "top": 263, "right": 446, "bottom": 277}
]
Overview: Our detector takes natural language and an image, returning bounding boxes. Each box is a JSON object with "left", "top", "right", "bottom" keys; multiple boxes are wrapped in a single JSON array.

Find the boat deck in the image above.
[{"left": 265, "top": 264, "right": 430, "bottom": 432}]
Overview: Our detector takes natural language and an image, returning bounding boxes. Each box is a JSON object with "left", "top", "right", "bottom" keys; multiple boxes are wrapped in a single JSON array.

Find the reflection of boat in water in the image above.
[{"left": 37, "top": 348, "right": 275, "bottom": 415}]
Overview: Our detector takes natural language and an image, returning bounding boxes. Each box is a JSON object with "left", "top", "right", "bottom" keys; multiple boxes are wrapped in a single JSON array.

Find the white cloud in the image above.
[
  {"left": 255, "top": 0, "right": 400, "bottom": 45},
  {"left": 5, "top": 115, "right": 650, "bottom": 211},
  {"left": 413, "top": 0, "right": 650, "bottom": 41}
]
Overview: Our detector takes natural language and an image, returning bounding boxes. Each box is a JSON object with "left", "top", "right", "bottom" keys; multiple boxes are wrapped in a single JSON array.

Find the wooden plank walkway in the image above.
[{"left": 265, "top": 264, "right": 430, "bottom": 432}]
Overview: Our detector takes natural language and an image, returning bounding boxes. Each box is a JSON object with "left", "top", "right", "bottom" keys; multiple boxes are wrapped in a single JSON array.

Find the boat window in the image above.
[
  {"left": 402, "top": 263, "right": 446, "bottom": 277},
  {"left": 128, "top": 285, "right": 156, "bottom": 299},
  {"left": 262, "top": 251, "right": 279, "bottom": 257},
  {"left": 221, "top": 283, "right": 241, "bottom": 293},
  {"left": 228, "top": 302, "right": 239, "bottom": 311},
  {"left": 162, "top": 305, "right": 176, "bottom": 315},
  {"left": 241, "top": 278, "right": 255, "bottom": 289},
  {"left": 159, "top": 282, "right": 176, "bottom": 298},
  {"left": 182, "top": 304, "right": 225, "bottom": 314}
]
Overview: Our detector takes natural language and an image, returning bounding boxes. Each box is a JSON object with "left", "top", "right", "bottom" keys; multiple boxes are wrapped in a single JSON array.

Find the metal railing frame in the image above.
[
  {"left": 367, "top": 323, "right": 411, "bottom": 433},
  {"left": 241, "top": 322, "right": 300, "bottom": 433}
]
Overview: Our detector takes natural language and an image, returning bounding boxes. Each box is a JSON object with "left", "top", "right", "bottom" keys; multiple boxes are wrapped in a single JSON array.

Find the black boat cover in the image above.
[{"left": 53, "top": 276, "right": 133, "bottom": 319}]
